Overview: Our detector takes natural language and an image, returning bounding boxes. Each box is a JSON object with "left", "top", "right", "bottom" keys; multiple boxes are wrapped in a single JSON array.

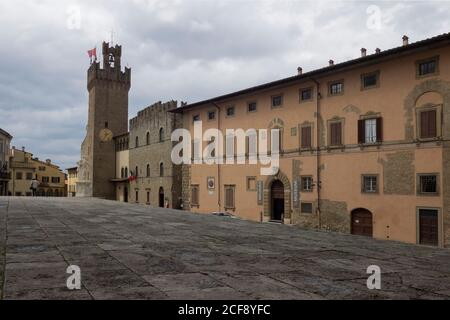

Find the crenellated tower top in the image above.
[{"left": 87, "top": 41, "right": 131, "bottom": 91}]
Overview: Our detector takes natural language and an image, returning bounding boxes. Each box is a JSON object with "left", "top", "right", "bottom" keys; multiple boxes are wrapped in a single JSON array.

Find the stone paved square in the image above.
[{"left": 1, "top": 197, "right": 450, "bottom": 300}]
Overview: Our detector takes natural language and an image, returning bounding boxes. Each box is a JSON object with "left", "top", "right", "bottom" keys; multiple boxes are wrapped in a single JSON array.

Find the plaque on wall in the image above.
[{"left": 257, "top": 181, "right": 264, "bottom": 205}]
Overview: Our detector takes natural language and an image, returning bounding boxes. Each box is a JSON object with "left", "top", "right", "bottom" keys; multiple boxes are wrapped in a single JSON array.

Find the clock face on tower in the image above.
[{"left": 99, "top": 128, "right": 113, "bottom": 142}]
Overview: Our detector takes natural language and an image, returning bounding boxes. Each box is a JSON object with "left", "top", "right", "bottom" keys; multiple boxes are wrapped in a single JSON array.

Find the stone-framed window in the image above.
[
  {"left": 207, "top": 110, "right": 216, "bottom": 121},
  {"left": 246, "top": 177, "right": 256, "bottom": 191},
  {"left": 146, "top": 164, "right": 150, "bottom": 177},
  {"left": 224, "top": 185, "right": 236, "bottom": 210},
  {"left": 328, "top": 80, "right": 344, "bottom": 96},
  {"left": 416, "top": 56, "right": 439, "bottom": 78},
  {"left": 26, "top": 172, "right": 33, "bottom": 180},
  {"left": 299, "top": 87, "right": 313, "bottom": 102},
  {"left": 417, "top": 173, "right": 439, "bottom": 196},
  {"left": 146, "top": 132, "right": 150, "bottom": 145},
  {"left": 271, "top": 94, "right": 283, "bottom": 108},
  {"left": 301, "top": 202, "right": 313, "bottom": 214},
  {"left": 300, "top": 124, "right": 313, "bottom": 149},
  {"left": 191, "top": 185, "right": 199, "bottom": 207},
  {"left": 361, "top": 71, "right": 380, "bottom": 90},
  {"left": 159, "top": 128, "right": 164, "bottom": 143},
  {"left": 146, "top": 191, "right": 151, "bottom": 205},
  {"left": 301, "top": 176, "right": 313, "bottom": 192},
  {"left": 247, "top": 101, "right": 257, "bottom": 113},
  {"left": 358, "top": 117, "right": 383, "bottom": 144},
  {"left": 135, "top": 136, "right": 139, "bottom": 148},
  {"left": 226, "top": 106, "right": 235, "bottom": 117},
  {"left": 327, "top": 118, "right": 344, "bottom": 147},
  {"left": 416, "top": 106, "right": 441, "bottom": 140},
  {"left": 16, "top": 171, "right": 23, "bottom": 180},
  {"left": 159, "top": 163, "right": 164, "bottom": 177},
  {"left": 135, "top": 190, "right": 139, "bottom": 203},
  {"left": 362, "top": 174, "right": 378, "bottom": 193}
]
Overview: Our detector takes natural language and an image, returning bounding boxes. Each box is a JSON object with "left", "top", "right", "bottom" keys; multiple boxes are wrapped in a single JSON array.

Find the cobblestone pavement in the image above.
[{"left": 0, "top": 197, "right": 450, "bottom": 300}]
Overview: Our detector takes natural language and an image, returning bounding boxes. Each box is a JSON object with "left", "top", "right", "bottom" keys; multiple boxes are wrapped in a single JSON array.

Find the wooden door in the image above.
[
  {"left": 351, "top": 209, "right": 373, "bottom": 237},
  {"left": 419, "top": 209, "right": 438, "bottom": 246}
]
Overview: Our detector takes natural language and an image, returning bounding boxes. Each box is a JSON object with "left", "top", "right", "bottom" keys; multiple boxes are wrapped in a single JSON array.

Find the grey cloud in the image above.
[{"left": 0, "top": 0, "right": 449, "bottom": 170}]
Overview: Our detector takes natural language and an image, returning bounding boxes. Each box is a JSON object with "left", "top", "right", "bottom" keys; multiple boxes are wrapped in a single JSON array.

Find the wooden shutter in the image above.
[
  {"left": 301, "top": 126, "right": 311, "bottom": 148},
  {"left": 330, "top": 122, "right": 342, "bottom": 146},
  {"left": 191, "top": 186, "right": 199, "bottom": 206},
  {"left": 225, "top": 187, "right": 234, "bottom": 209},
  {"left": 421, "top": 110, "right": 437, "bottom": 138},
  {"left": 376, "top": 117, "right": 383, "bottom": 142},
  {"left": 358, "top": 119, "right": 365, "bottom": 144}
]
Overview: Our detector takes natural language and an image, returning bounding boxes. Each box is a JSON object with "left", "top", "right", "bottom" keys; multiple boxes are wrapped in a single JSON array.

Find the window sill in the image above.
[
  {"left": 327, "top": 145, "right": 345, "bottom": 151},
  {"left": 191, "top": 204, "right": 200, "bottom": 208},
  {"left": 417, "top": 192, "right": 439, "bottom": 197}
]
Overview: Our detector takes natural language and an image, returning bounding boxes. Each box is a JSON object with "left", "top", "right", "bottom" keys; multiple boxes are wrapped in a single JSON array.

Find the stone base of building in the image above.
[{"left": 76, "top": 181, "right": 93, "bottom": 197}]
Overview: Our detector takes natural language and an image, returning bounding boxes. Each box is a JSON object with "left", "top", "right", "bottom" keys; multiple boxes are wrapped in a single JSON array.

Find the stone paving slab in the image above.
[{"left": 0, "top": 197, "right": 450, "bottom": 300}]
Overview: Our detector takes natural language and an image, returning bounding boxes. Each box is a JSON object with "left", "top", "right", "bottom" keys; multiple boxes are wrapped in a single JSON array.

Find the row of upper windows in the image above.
[
  {"left": 192, "top": 56, "right": 439, "bottom": 122},
  {"left": 134, "top": 129, "right": 165, "bottom": 148},
  {"left": 124, "top": 163, "right": 165, "bottom": 178},
  {"left": 195, "top": 108, "right": 438, "bottom": 156},
  {"left": 14, "top": 172, "right": 61, "bottom": 183}
]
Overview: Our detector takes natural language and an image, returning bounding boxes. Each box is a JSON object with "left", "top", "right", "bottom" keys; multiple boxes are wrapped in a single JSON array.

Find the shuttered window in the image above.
[
  {"left": 191, "top": 185, "right": 199, "bottom": 206},
  {"left": 301, "top": 126, "right": 312, "bottom": 148},
  {"left": 358, "top": 117, "right": 383, "bottom": 144},
  {"left": 330, "top": 122, "right": 342, "bottom": 146},
  {"left": 420, "top": 110, "right": 437, "bottom": 139},
  {"left": 224, "top": 185, "right": 236, "bottom": 210}
]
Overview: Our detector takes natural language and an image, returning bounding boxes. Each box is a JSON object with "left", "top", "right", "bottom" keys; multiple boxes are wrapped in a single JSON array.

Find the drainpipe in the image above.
[
  {"left": 212, "top": 102, "right": 221, "bottom": 212},
  {"left": 310, "top": 77, "right": 322, "bottom": 229}
]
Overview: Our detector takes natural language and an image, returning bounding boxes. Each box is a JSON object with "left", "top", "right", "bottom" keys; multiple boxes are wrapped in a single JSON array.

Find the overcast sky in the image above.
[{"left": 0, "top": 0, "right": 449, "bottom": 170}]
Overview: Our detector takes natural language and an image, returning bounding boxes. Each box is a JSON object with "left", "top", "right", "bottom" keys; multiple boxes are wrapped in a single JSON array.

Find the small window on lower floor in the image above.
[
  {"left": 191, "top": 185, "right": 199, "bottom": 207},
  {"left": 224, "top": 185, "right": 236, "bottom": 210},
  {"left": 362, "top": 175, "right": 378, "bottom": 193},
  {"left": 147, "top": 191, "right": 150, "bottom": 204},
  {"left": 135, "top": 191, "right": 139, "bottom": 203},
  {"left": 246, "top": 177, "right": 256, "bottom": 191},
  {"left": 418, "top": 174, "right": 438, "bottom": 195},
  {"left": 301, "top": 202, "right": 313, "bottom": 214}
]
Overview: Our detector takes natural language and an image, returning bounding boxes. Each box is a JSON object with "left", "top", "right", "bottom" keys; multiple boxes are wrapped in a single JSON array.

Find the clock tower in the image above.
[{"left": 77, "top": 42, "right": 131, "bottom": 199}]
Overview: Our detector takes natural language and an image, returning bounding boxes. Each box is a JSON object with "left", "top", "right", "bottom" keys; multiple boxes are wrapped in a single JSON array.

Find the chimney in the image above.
[
  {"left": 402, "top": 35, "right": 409, "bottom": 46},
  {"left": 375, "top": 48, "right": 381, "bottom": 54},
  {"left": 46, "top": 159, "right": 51, "bottom": 164},
  {"left": 361, "top": 48, "right": 367, "bottom": 57},
  {"left": 329, "top": 59, "right": 334, "bottom": 66},
  {"left": 21, "top": 146, "right": 25, "bottom": 152},
  {"left": 297, "top": 67, "right": 303, "bottom": 75}
]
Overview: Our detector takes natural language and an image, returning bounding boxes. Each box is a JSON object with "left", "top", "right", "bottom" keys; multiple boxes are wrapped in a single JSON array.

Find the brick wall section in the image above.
[
  {"left": 382, "top": 151, "right": 415, "bottom": 195},
  {"left": 181, "top": 164, "right": 191, "bottom": 210},
  {"left": 319, "top": 199, "right": 349, "bottom": 233}
]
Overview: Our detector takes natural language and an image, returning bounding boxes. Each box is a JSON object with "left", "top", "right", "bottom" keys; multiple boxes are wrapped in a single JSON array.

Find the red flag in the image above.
[{"left": 87, "top": 48, "right": 97, "bottom": 62}]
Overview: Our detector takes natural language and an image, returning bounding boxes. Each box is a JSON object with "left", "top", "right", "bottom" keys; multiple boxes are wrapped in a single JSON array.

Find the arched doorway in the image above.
[
  {"left": 271, "top": 180, "right": 284, "bottom": 222},
  {"left": 159, "top": 187, "right": 164, "bottom": 208},
  {"left": 351, "top": 208, "right": 373, "bottom": 237},
  {"left": 124, "top": 187, "right": 128, "bottom": 203}
]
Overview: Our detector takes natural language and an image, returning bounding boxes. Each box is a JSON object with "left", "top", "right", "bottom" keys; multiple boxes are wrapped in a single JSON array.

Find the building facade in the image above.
[
  {"left": 67, "top": 167, "right": 78, "bottom": 197},
  {"left": 128, "top": 101, "right": 183, "bottom": 208},
  {"left": 112, "top": 133, "right": 130, "bottom": 202},
  {"left": 9, "top": 147, "right": 66, "bottom": 196},
  {"left": 77, "top": 42, "right": 131, "bottom": 199},
  {"left": 0, "top": 128, "right": 12, "bottom": 196},
  {"left": 172, "top": 33, "right": 450, "bottom": 248}
]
